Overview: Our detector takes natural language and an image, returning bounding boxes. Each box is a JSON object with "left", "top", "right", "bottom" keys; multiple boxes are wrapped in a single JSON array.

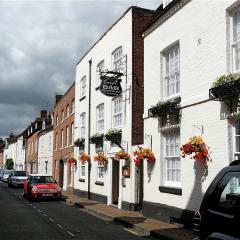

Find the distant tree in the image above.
[{"left": 5, "top": 158, "right": 14, "bottom": 170}]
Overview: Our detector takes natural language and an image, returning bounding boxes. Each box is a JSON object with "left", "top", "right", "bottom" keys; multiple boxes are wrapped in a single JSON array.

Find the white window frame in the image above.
[
  {"left": 71, "top": 100, "right": 75, "bottom": 114},
  {"left": 35, "top": 139, "right": 37, "bottom": 153},
  {"left": 112, "top": 46, "right": 123, "bottom": 71},
  {"left": 97, "top": 161, "right": 104, "bottom": 180},
  {"left": 233, "top": 119, "right": 240, "bottom": 160},
  {"left": 61, "top": 110, "right": 64, "bottom": 122},
  {"left": 96, "top": 104, "right": 104, "bottom": 133},
  {"left": 66, "top": 105, "right": 70, "bottom": 118},
  {"left": 66, "top": 126, "right": 69, "bottom": 147},
  {"left": 164, "top": 130, "right": 181, "bottom": 187},
  {"left": 79, "top": 161, "right": 86, "bottom": 178},
  {"left": 61, "top": 129, "right": 63, "bottom": 149},
  {"left": 70, "top": 123, "right": 74, "bottom": 146},
  {"left": 231, "top": 9, "right": 240, "bottom": 73},
  {"left": 163, "top": 43, "right": 180, "bottom": 99},
  {"left": 96, "top": 60, "right": 104, "bottom": 88},
  {"left": 55, "top": 133, "right": 58, "bottom": 151},
  {"left": 80, "top": 112, "right": 86, "bottom": 138},
  {"left": 112, "top": 96, "right": 122, "bottom": 129},
  {"left": 80, "top": 76, "right": 87, "bottom": 98},
  {"left": 56, "top": 115, "right": 58, "bottom": 126}
]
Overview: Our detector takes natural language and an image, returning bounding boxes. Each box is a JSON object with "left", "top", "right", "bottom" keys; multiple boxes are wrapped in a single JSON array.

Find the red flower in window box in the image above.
[
  {"left": 94, "top": 153, "right": 108, "bottom": 163},
  {"left": 133, "top": 147, "right": 155, "bottom": 167},
  {"left": 115, "top": 150, "right": 130, "bottom": 161},
  {"left": 67, "top": 157, "right": 77, "bottom": 165},
  {"left": 79, "top": 153, "right": 90, "bottom": 163}
]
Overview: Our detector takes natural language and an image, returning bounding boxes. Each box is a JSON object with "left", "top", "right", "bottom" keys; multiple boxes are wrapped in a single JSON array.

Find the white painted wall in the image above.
[
  {"left": 38, "top": 129, "right": 53, "bottom": 175},
  {"left": 7, "top": 142, "right": 17, "bottom": 168},
  {"left": 15, "top": 136, "right": 26, "bottom": 171},
  {"left": 74, "top": 9, "right": 134, "bottom": 206},
  {"left": 144, "top": 0, "right": 238, "bottom": 211}
]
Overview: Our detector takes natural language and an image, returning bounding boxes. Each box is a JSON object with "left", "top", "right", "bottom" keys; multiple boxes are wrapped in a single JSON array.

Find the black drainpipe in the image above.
[{"left": 88, "top": 59, "right": 92, "bottom": 199}]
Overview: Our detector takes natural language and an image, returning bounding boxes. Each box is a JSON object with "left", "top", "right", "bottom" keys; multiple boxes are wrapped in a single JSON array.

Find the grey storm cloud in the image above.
[{"left": 0, "top": 0, "right": 159, "bottom": 138}]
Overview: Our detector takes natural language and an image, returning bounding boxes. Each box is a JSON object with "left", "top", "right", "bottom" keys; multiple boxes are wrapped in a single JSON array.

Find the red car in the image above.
[{"left": 23, "top": 174, "right": 61, "bottom": 200}]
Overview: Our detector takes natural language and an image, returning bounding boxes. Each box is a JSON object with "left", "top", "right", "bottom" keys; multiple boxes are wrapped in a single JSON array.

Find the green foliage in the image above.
[
  {"left": 150, "top": 100, "right": 171, "bottom": 109},
  {"left": 5, "top": 158, "right": 14, "bottom": 170},
  {"left": 212, "top": 73, "right": 240, "bottom": 87}
]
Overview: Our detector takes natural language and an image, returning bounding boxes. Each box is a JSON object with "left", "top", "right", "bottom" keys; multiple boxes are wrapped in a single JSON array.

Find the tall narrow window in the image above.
[
  {"left": 66, "top": 126, "right": 69, "bottom": 147},
  {"left": 113, "top": 96, "right": 122, "bottom": 128},
  {"left": 71, "top": 100, "right": 75, "bottom": 114},
  {"left": 61, "top": 129, "right": 63, "bottom": 149},
  {"left": 70, "top": 123, "right": 74, "bottom": 146},
  {"left": 55, "top": 133, "right": 58, "bottom": 150},
  {"left": 97, "top": 161, "right": 104, "bottom": 180},
  {"left": 96, "top": 104, "right": 104, "bottom": 133},
  {"left": 112, "top": 47, "right": 122, "bottom": 71},
  {"left": 80, "top": 113, "right": 86, "bottom": 138},
  {"left": 35, "top": 140, "right": 37, "bottom": 153},
  {"left": 80, "top": 162, "right": 85, "bottom": 178},
  {"left": 56, "top": 115, "right": 58, "bottom": 126},
  {"left": 61, "top": 110, "right": 64, "bottom": 122},
  {"left": 164, "top": 130, "right": 181, "bottom": 186},
  {"left": 80, "top": 76, "right": 86, "bottom": 98},
  {"left": 234, "top": 119, "right": 240, "bottom": 160},
  {"left": 164, "top": 44, "right": 180, "bottom": 98},
  {"left": 96, "top": 60, "right": 104, "bottom": 87},
  {"left": 66, "top": 105, "right": 70, "bottom": 118},
  {"left": 232, "top": 10, "right": 240, "bottom": 72}
]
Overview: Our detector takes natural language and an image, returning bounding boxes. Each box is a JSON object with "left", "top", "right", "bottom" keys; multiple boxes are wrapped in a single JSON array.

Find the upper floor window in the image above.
[
  {"left": 80, "top": 76, "right": 86, "bottom": 98},
  {"left": 164, "top": 44, "right": 180, "bottom": 98},
  {"left": 232, "top": 10, "right": 240, "bottom": 72},
  {"left": 164, "top": 130, "right": 181, "bottom": 186},
  {"left": 163, "top": 0, "right": 173, "bottom": 8},
  {"left": 96, "top": 60, "right": 104, "bottom": 87},
  {"left": 96, "top": 104, "right": 104, "bottom": 133},
  {"left": 70, "top": 122, "right": 74, "bottom": 146},
  {"left": 112, "top": 47, "right": 123, "bottom": 71},
  {"left": 112, "top": 96, "right": 122, "bottom": 128},
  {"left": 61, "top": 129, "right": 63, "bottom": 149},
  {"left": 66, "top": 126, "right": 69, "bottom": 147},
  {"left": 55, "top": 133, "right": 58, "bottom": 150},
  {"left": 80, "top": 112, "right": 86, "bottom": 138},
  {"left": 55, "top": 116, "right": 58, "bottom": 126},
  {"left": 66, "top": 105, "right": 70, "bottom": 118},
  {"left": 71, "top": 100, "right": 75, "bottom": 114},
  {"left": 61, "top": 110, "right": 64, "bottom": 122}
]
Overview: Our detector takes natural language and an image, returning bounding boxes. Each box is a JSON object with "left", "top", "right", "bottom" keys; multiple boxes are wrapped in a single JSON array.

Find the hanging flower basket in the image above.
[
  {"left": 180, "top": 136, "right": 210, "bottom": 161},
  {"left": 74, "top": 138, "right": 85, "bottom": 147},
  {"left": 115, "top": 150, "right": 130, "bottom": 161},
  {"left": 90, "top": 133, "right": 104, "bottom": 144},
  {"left": 105, "top": 129, "right": 122, "bottom": 143},
  {"left": 67, "top": 157, "right": 77, "bottom": 165},
  {"left": 94, "top": 152, "right": 108, "bottom": 163},
  {"left": 133, "top": 147, "right": 155, "bottom": 167},
  {"left": 79, "top": 152, "right": 90, "bottom": 163}
]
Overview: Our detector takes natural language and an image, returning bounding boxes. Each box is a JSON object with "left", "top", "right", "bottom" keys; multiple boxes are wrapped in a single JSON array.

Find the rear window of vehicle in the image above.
[
  {"left": 13, "top": 171, "right": 26, "bottom": 176},
  {"left": 32, "top": 176, "right": 55, "bottom": 184}
]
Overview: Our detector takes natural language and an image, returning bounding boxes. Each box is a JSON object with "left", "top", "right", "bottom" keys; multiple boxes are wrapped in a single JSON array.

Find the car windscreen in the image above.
[
  {"left": 32, "top": 176, "right": 55, "bottom": 184},
  {"left": 4, "top": 170, "right": 14, "bottom": 174},
  {"left": 14, "top": 171, "right": 27, "bottom": 176}
]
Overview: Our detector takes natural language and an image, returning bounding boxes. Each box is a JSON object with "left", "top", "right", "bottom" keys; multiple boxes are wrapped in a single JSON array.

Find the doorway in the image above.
[
  {"left": 112, "top": 160, "right": 119, "bottom": 204},
  {"left": 59, "top": 159, "right": 64, "bottom": 187}
]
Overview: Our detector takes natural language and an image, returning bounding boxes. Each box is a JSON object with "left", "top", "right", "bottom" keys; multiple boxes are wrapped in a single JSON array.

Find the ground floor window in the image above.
[
  {"left": 97, "top": 162, "right": 105, "bottom": 180},
  {"left": 80, "top": 162, "right": 85, "bottom": 178},
  {"left": 164, "top": 130, "right": 181, "bottom": 186},
  {"left": 234, "top": 119, "right": 240, "bottom": 160}
]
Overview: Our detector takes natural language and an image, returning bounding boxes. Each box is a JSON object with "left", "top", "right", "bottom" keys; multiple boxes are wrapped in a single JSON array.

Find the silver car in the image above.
[
  {"left": 8, "top": 171, "right": 27, "bottom": 187},
  {"left": 2, "top": 170, "right": 15, "bottom": 182}
]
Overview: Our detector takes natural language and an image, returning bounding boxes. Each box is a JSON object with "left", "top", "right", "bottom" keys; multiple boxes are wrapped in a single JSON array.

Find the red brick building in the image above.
[{"left": 53, "top": 83, "right": 75, "bottom": 191}]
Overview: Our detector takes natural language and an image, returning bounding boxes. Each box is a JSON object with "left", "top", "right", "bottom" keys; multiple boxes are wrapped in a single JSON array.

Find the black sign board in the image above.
[{"left": 100, "top": 76, "right": 122, "bottom": 97}]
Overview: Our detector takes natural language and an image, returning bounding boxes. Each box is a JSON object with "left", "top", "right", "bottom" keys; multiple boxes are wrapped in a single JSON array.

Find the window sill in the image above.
[
  {"left": 95, "top": 181, "right": 104, "bottom": 186},
  {"left": 79, "top": 96, "right": 86, "bottom": 102},
  {"left": 158, "top": 186, "right": 182, "bottom": 195},
  {"left": 95, "top": 86, "right": 100, "bottom": 91},
  {"left": 79, "top": 178, "right": 85, "bottom": 183}
]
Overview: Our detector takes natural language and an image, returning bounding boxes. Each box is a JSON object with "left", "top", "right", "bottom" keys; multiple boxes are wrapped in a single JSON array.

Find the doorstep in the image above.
[{"left": 61, "top": 191, "right": 194, "bottom": 240}]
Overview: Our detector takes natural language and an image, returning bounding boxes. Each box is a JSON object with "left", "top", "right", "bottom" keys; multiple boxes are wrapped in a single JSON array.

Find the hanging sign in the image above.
[{"left": 100, "top": 76, "right": 122, "bottom": 97}]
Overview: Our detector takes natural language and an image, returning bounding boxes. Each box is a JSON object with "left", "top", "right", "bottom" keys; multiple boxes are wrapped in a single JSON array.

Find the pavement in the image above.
[{"left": 62, "top": 191, "right": 195, "bottom": 240}]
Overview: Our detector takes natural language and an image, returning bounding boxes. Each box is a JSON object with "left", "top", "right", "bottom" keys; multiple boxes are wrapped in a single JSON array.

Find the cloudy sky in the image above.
[{"left": 0, "top": 0, "right": 159, "bottom": 138}]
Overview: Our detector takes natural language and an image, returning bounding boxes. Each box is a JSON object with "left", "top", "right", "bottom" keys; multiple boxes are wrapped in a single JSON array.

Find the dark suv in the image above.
[{"left": 193, "top": 161, "right": 240, "bottom": 239}]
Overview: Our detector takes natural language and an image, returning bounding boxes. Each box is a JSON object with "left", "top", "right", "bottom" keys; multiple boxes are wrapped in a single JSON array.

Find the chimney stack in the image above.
[
  {"left": 55, "top": 94, "right": 63, "bottom": 105},
  {"left": 40, "top": 110, "right": 47, "bottom": 119}
]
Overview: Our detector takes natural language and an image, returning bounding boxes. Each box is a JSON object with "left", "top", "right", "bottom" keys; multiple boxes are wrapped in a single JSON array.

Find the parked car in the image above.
[
  {"left": 2, "top": 170, "right": 15, "bottom": 182},
  {"left": 8, "top": 171, "right": 27, "bottom": 187},
  {"left": 193, "top": 161, "right": 240, "bottom": 239},
  {"left": 0, "top": 168, "right": 5, "bottom": 181},
  {"left": 23, "top": 174, "right": 61, "bottom": 200}
]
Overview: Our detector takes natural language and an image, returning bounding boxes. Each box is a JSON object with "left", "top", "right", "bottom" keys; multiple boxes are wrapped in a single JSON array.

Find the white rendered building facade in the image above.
[
  {"left": 74, "top": 7, "right": 154, "bottom": 209},
  {"left": 143, "top": 0, "right": 240, "bottom": 225}
]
